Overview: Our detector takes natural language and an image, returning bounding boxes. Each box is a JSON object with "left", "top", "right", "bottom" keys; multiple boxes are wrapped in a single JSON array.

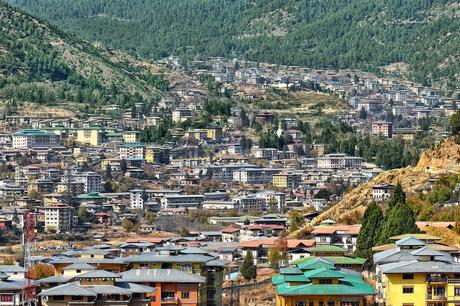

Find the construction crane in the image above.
[{"left": 21, "top": 211, "right": 37, "bottom": 306}]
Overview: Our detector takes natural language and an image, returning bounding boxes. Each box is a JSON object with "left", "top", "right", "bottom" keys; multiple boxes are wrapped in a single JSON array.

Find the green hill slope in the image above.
[
  {"left": 0, "top": 0, "right": 169, "bottom": 110},
  {"left": 7, "top": 0, "right": 460, "bottom": 89}
]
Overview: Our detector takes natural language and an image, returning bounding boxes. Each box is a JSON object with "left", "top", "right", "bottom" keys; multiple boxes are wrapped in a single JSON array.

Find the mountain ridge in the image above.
[{"left": 7, "top": 0, "right": 460, "bottom": 89}]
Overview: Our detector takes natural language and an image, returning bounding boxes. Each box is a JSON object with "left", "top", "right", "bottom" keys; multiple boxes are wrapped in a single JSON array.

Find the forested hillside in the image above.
[
  {"left": 8, "top": 0, "right": 460, "bottom": 88},
  {"left": 0, "top": 1, "right": 169, "bottom": 111}
]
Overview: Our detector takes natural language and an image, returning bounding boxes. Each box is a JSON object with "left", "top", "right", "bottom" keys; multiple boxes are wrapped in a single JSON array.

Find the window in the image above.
[
  {"left": 76, "top": 270, "right": 81, "bottom": 273},
  {"left": 72, "top": 296, "right": 83, "bottom": 301},
  {"left": 296, "top": 302, "right": 306, "bottom": 306},
  {"left": 319, "top": 279, "right": 333, "bottom": 284},
  {"left": 403, "top": 287, "right": 414, "bottom": 294},
  {"left": 53, "top": 296, "right": 65, "bottom": 301},
  {"left": 181, "top": 291, "right": 190, "bottom": 299},
  {"left": 455, "top": 287, "right": 460, "bottom": 296},
  {"left": 402, "top": 274, "right": 414, "bottom": 280},
  {"left": 0, "top": 295, "right": 13, "bottom": 302}
]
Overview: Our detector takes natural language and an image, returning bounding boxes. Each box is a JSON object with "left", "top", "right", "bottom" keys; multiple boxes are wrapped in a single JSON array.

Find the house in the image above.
[
  {"left": 372, "top": 184, "right": 395, "bottom": 202},
  {"left": 272, "top": 259, "right": 375, "bottom": 306},
  {"left": 312, "top": 224, "right": 361, "bottom": 252},
  {"left": 38, "top": 270, "right": 156, "bottom": 306},
  {"left": 374, "top": 236, "right": 460, "bottom": 306},
  {"left": 120, "top": 269, "right": 205, "bottom": 306},
  {"left": 221, "top": 228, "right": 241, "bottom": 242}
]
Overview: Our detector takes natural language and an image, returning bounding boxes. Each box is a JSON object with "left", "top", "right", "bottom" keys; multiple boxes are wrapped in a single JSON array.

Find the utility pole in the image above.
[{"left": 22, "top": 211, "right": 37, "bottom": 306}]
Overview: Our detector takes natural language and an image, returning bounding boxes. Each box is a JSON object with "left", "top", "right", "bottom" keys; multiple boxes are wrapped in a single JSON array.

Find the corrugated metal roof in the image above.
[{"left": 120, "top": 269, "right": 206, "bottom": 283}]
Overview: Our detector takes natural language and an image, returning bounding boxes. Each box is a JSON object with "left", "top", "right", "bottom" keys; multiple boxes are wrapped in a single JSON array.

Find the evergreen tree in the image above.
[
  {"left": 355, "top": 202, "right": 383, "bottom": 261},
  {"left": 388, "top": 182, "right": 406, "bottom": 208},
  {"left": 241, "top": 252, "right": 257, "bottom": 280},
  {"left": 379, "top": 201, "right": 419, "bottom": 244}
]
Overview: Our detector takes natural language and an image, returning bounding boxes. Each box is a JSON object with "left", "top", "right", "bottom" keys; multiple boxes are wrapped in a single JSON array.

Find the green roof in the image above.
[
  {"left": 284, "top": 274, "right": 309, "bottom": 283},
  {"left": 272, "top": 263, "right": 375, "bottom": 296},
  {"left": 297, "top": 259, "right": 335, "bottom": 271},
  {"left": 322, "top": 256, "right": 366, "bottom": 265},
  {"left": 310, "top": 245, "right": 348, "bottom": 253},
  {"left": 75, "top": 192, "right": 106, "bottom": 199},
  {"left": 304, "top": 268, "right": 345, "bottom": 279}
]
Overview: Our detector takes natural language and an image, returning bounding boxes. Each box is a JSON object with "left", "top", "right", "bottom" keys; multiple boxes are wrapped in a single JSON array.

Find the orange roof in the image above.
[
  {"left": 222, "top": 227, "right": 240, "bottom": 233},
  {"left": 239, "top": 238, "right": 276, "bottom": 248},
  {"left": 287, "top": 239, "right": 316, "bottom": 248},
  {"left": 312, "top": 225, "right": 361, "bottom": 235}
]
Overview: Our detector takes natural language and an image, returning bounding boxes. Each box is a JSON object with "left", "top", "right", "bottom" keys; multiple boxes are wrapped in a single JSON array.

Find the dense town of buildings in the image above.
[{"left": 0, "top": 57, "right": 458, "bottom": 306}]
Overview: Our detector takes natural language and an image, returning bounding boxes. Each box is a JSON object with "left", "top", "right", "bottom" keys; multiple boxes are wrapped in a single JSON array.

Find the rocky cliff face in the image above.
[{"left": 311, "top": 138, "right": 460, "bottom": 225}]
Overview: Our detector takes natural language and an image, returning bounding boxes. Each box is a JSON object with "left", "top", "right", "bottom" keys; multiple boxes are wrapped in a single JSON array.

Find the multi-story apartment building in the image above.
[
  {"left": 372, "top": 121, "right": 393, "bottom": 138},
  {"left": 76, "top": 128, "right": 104, "bottom": 146},
  {"left": 172, "top": 108, "right": 192, "bottom": 123},
  {"left": 74, "top": 172, "right": 102, "bottom": 193},
  {"left": 272, "top": 173, "right": 302, "bottom": 188},
  {"left": 12, "top": 129, "right": 61, "bottom": 149},
  {"left": 316, "top": 153, "right": 363, "bottom": 169},
  {"left": 233, "top": 168, "right": 280, "bottom": 184},
  {"left": 119, "top": 143, "right": 145, "bottom": 160},
  {"left": 44, "top": 205, "right": 73, "bottom": 233},
  {"left": 161, "top": 195, "right": 205, "bottom": 210},
  {"left": 122, "top": 131, "right": 140, "bottom": 143},
  {"left": 374, "top": 236, "right": 460, "bottom": 306}
]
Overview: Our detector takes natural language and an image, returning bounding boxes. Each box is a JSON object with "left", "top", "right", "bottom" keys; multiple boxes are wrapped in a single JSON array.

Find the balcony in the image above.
[
  {"left": 426, "top": 276, "right": 447, "bottom": 283},
  {"left": 161, "top": 297, "right": 178, "bottom": 304},
  {"left": 447, "top": 279, "right": 460, "bottom": 284},
  {"left": 426, "top": 294, "right": 447, "bottom": 301}
]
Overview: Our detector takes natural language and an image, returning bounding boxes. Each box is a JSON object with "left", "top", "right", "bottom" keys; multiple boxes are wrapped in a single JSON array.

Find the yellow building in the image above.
[
  {"left": 76, "top": 128, "right": 104, "bottom": 146},
  {"left": 375, "top": 236, "right": 460, "bottom": 306},
  {"left": 206, "top": 127, "right": 223, "bottom": 142},
  {"left": 122, "top": 131, "right": 140, "bottom": 143},
  {"left": 273, "top": 173, "right": 301, "bottom": 188}
]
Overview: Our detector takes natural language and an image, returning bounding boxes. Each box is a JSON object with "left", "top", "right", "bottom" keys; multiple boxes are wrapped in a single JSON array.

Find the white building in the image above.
[
  {"left": 316, "top": 154, "right": 363, "bottom": 169},
  {"left": 119, "top": 143, "right": 145, "bottom": 159},
  {"left": 372, "top": 184, "right": 395, "bottom": 202},
  {"left": 74, "top": 172, "right": 102, "bottom": 193},
  {"left": 44, "top": 205, "right": 72, "bottom": 233},
  {"left": 233, "top": 168, "right": 280, "bottom": 184},
  {"left": 161, "top": 194, "right": 204, "bottom": 209},
  {"left": 12, "top": 129, "right": 61, "bottom": 149}
]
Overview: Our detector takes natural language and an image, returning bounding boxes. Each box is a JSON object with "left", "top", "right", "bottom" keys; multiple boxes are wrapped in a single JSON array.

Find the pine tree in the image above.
[
  {"left": 355, "top": 202, "right": 383, "bottom": 261},
  {"left": 379, "top": 202, "right": 419, "bottom": 244},
  {"left": 388, "top": 182, "right": 406, "bottom": 208},
  {"left": 241, "top": 252, "right": 257, "bottom": 280}
]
